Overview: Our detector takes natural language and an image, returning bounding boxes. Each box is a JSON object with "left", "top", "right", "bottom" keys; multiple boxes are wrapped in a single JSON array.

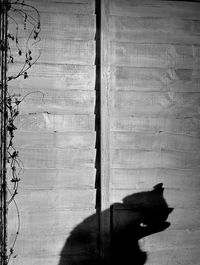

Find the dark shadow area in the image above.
[{"left": 58, "top": 183, "right": 173, "bottom": 265}]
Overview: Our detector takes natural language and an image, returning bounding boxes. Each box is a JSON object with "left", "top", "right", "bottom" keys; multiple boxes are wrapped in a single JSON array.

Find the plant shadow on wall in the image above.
[{"left": 58, "top": 183, "right": 173, "bottom": 265}]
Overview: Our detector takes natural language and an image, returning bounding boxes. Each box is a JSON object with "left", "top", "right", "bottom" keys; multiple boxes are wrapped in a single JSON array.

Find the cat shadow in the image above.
[{"left": 58, "top": 183, "right": 173, "bottom": 265}]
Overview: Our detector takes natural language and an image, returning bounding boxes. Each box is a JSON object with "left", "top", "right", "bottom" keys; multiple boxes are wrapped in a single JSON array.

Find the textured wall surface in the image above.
[
  {"left": 7, "top": 0, "right": 97, "bottom": 264},
  {"left": 6, "top": 0, "right": 200, "bottom": 264},
  {"left": 106, "top": 0, "right": 200, "bottom": 264}
]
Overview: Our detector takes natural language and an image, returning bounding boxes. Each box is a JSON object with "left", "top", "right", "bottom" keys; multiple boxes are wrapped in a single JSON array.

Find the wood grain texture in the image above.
[
  {"left": 8, "top": 167, "right": 96, "bottom": 189},
  {"left": 111, "top": 116, "right": 200, "bottom": 136},
  {"left": 15, "top": 113, "right": 95, "bottom": 132},
  {"left": 111, "top": 168, "right": 200, "bottom": 191},
  {"left": 109, "top": 16, "right": 200, "bottom": 44},
  {"left": 8, "top": 63, "right": 95, "bottom": 90},
  {"left": 14, "top": 131, "right": 96, "bottom": 149},
  {"left": 18, "top": 147, "right": 96, "bottom": 168},
  {"left": 9, "top": 13, "right": 96, "bottom": 41},
  {"left": 111, "top": 42, "right": 200, "bottom": 69},
  {"left": 109, "top": 0, "right": 200, "bottom": 19},
  {"left": 16, "top": 90, "right": 95, "bottom": 115},
  {"left": 25, "top": 0, "right": 95, "bottom": 15},
  {"left": 110, "top": 132, "right": 200, "bottom": 152},
  {"left": 111, "top": 67, "right": 200, "bottom": 92},
  {"left": 111, "top": 91, "right": 200, "bottom": 117},
  {"left": 10, "top": 188, "right": 96, "bottom": 210},
  {"left": 148, "top": 248, "right": 200, "bottom": 265},
  {"left": 9, "top": 39, "right": 95, "bottom": 65},
  {"left": 7, "top": 1, "right": 97, "bottom": 265},
  {"left": 111, "top": 149, "right": 200, "bottom": 169}
]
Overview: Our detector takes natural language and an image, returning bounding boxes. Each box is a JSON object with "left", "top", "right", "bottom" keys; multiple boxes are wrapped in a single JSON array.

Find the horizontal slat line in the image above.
[
  {"left": 111, "top": 149, "right": 200, "bottom": 169},
  {"left": 110, "top": 132, "right": 200, "bottom": 152},
  {"left": 110, "top": 42, "right": 200, "bottom": 69},
  {"left": 111, "top": 66, "right": 200, "bottom": 92},
  {"left": 111, "top": 115, "right": 200, "bottom": 136},
  {"left": 10, "top": 42, "right": 95, "bottom": 65},
  {"left": 15, "top": 113, "right": 95, "bottom": 132},
  {"left": 8, "top": 62, "right": 97, "bottom": 68},
  {"left": 14, "top": 131, "right": 96, "bottom": 149},
  {"left": 14, "top": 90, "right": 95, "bottom": 115},
  {"left": 16, "top": 0, "right": 95, "bottom": 14},
  {"left": 109, "top": 0, "right": 200, "bottom": 19},
  {"left": 8, "top": 64, "right": 96, "bottom": 90},
  {"left": 111, "top": 168, "right": 200, "bottom": 190}
]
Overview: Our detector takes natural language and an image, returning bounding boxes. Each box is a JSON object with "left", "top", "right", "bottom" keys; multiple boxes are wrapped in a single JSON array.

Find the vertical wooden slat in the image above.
[{"left": 100, "top": 0, "right": 111, "bottom": 261}]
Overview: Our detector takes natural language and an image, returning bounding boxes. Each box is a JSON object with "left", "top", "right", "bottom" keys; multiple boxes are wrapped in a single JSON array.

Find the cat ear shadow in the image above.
[
  {"left": 168, "top": 207, "right": 173, "bottom": 214},
  {"left": 153, "top": 183, "right": 164, "bottom": 193}
]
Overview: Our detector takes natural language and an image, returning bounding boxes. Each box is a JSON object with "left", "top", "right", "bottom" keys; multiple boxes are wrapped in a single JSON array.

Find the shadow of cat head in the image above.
[{"left": 58, "top": 183, "right": 173, "bottom": 265}]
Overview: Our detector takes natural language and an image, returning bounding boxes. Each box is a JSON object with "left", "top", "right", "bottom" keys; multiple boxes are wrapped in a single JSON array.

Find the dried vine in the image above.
[{"left": 0, "top": 0, "right": 41, "bottom": 263}]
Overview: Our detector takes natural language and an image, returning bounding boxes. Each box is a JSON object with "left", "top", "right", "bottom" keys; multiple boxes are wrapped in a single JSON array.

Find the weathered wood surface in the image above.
[
  {"left": 7, "top": 0, "right": 97, "bottom": 264},
  {"left": 15, "top": 90, "right": 95, "bottom": 115},
  {"left": 148, "top": 248, "right": 200, "bottom": 265},
  {"left": 18, "top": 147, "right": 95, "bottom": 168},
  {"left": 111, "top": 67, "right": 200, "bottom": 92},
  {"left": 9, "top": 13, "right": 96, "bottom": 41},
  {"left": 109, "top": 0, "right": 200, "bottom": 19},
  {"left": 14, "top": 131, "right": 96, "bottom": 149},
  {"left": 9, "top": 39, "right": 95, "bottom": 65},
  {"left": 111, "top": 42, "right": 200, "bottom": 69},
  {"left": 111, "top": 91, "right": 200, "bottom": 117},
  {"left": 15, "top": 113, "right": 95, "bottom": 132},
  {"left": 109, "top": 16, "right": 200, "bottom": 44},
  {"left": 111, "top": 149, "right": 200, "bottom": 169},
  {"left": 111, "top": 168, "right": 200, "bottom": 190},
  {"left": 8, "top": 167, "right": 96, "bottom": 189},
  {"left": 111, "top": 116, "right": 200, "bottom": 136},
  {"left": 25, "top": 0, "right": 95, "bottom": 15},
  {"left": 111, "top": 132, "right": 200, "bottom": 152},
  {"left": 9, "top": 188, "right": 96, "bottom": 210},
  {"left": 9, "top": 63, "right": 95, "bottom": 90}
]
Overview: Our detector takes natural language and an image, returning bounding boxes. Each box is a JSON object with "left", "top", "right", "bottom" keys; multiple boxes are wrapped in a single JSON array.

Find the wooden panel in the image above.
[
  {"left": 111, "top": 116, "right": 200, "bottom": 136},
  {"left": 10, "top": 188, "right": 96, "bottom": 210},
  {"left": 7, "top": 1, "right": 97, "bottom": 265},
  {"left": 108, "top": 1, "right": 200, "bottom": 264},
  {"left": 111, "top": 42, "right": 200, "bottom": 69},
  {"left": 25, "top": 0, "right": 95, "bottom": 15},
  {"left": 109, "top": 0, "right": 200, "bottom": 19},
  {"left": 16, "top": 90, "right": 95, "bottom": 115},
  {"left": 109, "top": 16, "right": 200, "bottom": 44},
  {"left": 148, "top": 248, "right": 200, "bottom": 265},
  {"left": 15, "top": 113, "right": 95, "bottom": 132},
  {"left": 111, "top": 149, "right": 200, "bottom": 169},
  {"left": 111, "top": 67, "right": 200, "bottom": 92},
  {"left": 100, "top": 0, "right": 111, "bottom": 260},
  {"left": 14, "top": 131, "right": 96, "bottom": 149},
  {"left": 9, "top": 13, "right": 96, "bottom": 40},
  {"left": 8, "top": 64, "right": 95, "bottom": 90},
  {"left": 111, "top": 91, "right": 200, "bottom": 117},
  {"left": 8, "top": 232, "right": 97, "bottom": 256},
  {"left": 8, "top": 208, "right": 96, "bottom": 234},
  {"left": 19, "top": 147, "right": 96, "bottom": 168},
  {"left": 8, "top": 167, "right": 96, "bottom": 189},
  {"left": 10, "top": 39, "right": 95, "bottom": 65},
  {"left": 111, "top": 168, "right": 200, "bottom": 191},
  {"left": 111, "top": 132, "right": 200, "bottom": 152}
]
